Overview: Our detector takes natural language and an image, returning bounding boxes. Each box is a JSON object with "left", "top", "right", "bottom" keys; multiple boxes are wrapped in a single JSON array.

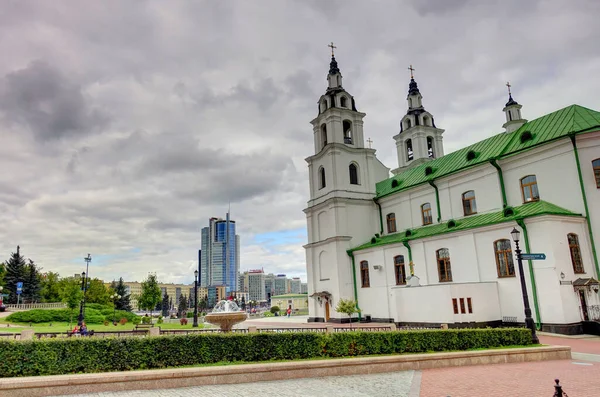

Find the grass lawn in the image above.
[{"left": 0, "top": 320, "right": 207, "bottom": 333}]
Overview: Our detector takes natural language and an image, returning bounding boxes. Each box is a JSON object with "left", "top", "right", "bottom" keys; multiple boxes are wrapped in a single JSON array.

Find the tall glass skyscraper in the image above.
[{"left": 200, "top": 213, "right": 240, "bottom": 294}]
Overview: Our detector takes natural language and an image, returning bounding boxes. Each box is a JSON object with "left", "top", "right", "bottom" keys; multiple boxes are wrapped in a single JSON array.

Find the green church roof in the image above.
[
  {"left": 350, "top": 200, "right": 581, "bottom": 253},
  {"left": 377, "top": 104, "right": 600, "bottom": 199}
]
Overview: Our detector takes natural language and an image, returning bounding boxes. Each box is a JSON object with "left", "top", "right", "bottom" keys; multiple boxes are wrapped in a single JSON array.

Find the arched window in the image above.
[
  {"left": 349, "top": 163, "right": 359, "bottom": 185},
  {"left": 321, "top": 124, "right": 328, "bottom": 149},
  {"left": 520, "top": 175, "right": 539, "bottom": 202},
  {"left": 406, "top": 139, "right": 414, "bottom": 161},
  {"left": 394, "top": 255, "right": 406, "bottom": 285},
  {"left": 321, "top": 100, "right": 328, "bottom": 113},
  {"left": 423, "top": 115, "right": 430, "bottom": 126},
  {"left": 421, "top": 203, "right": 432, "bottom": 225},
  {"left": 409, "top": 98, "right": 413, "bottom": 108},
  {"left": 386, "top": 213, "right": 397, "bottom": 233},
  {"left": 405, "top": 118, "right": 412, "bottom": 130},
  {"left": 427, "top": 136, "right": 434, "bottom": 158},
  {"left": 340, "top": 96, "right": 347, "bottom": 108},
  {"left": 343, "top": 120, "right": 353, "bottom": 144},
  {"left": 568, "top": 233, "right": 585, "bottom": 274},
  {"left": 592, "top": 159, "right": 600, "bottom": 188},
  {"left": 436, "top": 248, "right": 452, "bottom": 282},
  {"left": 360, "top": 261, "right": 370, "bottom": 288},
  {"left": 462, "top": 190, "right": 477, "bottom": 215},
  {"left": 494, "top": 239, "right": 515, "bottom": 277},
  {"left": 508, "top": 110, "right": 513, "bottom": 121},
  {"left": 318, "top": 167, "right": 326, "bottom": 189}
]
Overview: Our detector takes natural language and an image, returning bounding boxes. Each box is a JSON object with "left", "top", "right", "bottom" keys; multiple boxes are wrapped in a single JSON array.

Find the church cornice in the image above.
[
  {"left": 305, "top": 142, "right": 376, "bottom": 163},
  {"left": 303, "top": 235, "right": 352, "bottom": 249},
  {"left": 304, "top": 195, "right": 377, "bottom": 214}
]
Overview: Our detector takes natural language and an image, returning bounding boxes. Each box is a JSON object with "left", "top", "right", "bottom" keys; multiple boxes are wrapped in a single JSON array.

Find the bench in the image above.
[{"left": 135, "top": 324, "right": 154, "bottom": 330}]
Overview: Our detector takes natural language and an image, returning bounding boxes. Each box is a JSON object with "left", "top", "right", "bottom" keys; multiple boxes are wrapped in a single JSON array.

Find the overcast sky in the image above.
[{"left": 1, "top": 0, "right": 599, "bottom": 285}]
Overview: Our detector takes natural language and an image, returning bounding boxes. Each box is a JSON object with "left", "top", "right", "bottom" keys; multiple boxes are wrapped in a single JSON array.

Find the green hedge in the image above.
[
  {"left": 0, "top": 328, "right": 532, "bottom": 377},
  {"left": 6, "top": 308, "right": 139, "bottom": 324}
]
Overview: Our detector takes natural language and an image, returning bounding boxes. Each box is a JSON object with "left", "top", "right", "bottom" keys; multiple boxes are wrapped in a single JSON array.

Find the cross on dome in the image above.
[
  {"left": 506, "top": 81, "right": 512, "bottom": 95},
  {"left": 328, "top": 42, "right": 337, "bottom": 57},
  {"left": 408, "top": 65, "right": 415, "bottom": 79}
]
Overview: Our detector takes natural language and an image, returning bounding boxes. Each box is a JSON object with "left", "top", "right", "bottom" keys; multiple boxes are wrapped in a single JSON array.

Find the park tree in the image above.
[
  {"left": 0, "top": 262, "right": 6, "bottom": 287},
  {"left": 240, "top": 296, "right": 246, "bottom": 311},
  {"left": 177, "top": 294, "right": 188, "bottom": 317},
  {"left": 161, "top": 292, "right": 170, "bottom": 317},
  {"left": 4, "top": 246, "right": 27, "bottom": 304},
  {"left": 22, "top": 259, "right": 41, "bottom": 303},
  {"left": 60, "top": 277, "right": 84, "bottom": 328},
  {"left": 40, "top": 271, "right": 62, "bottom": 302},
  {"left": 335, "top": 298, "right": 360, "bottom": 328},
  {"left": 138, "top": 274, "right": 161, "bottom": 317},
  {"left": 85, "top": 278, "right": 110, "bottom": 304},
  {"left": 109, "top": 278, "right": 132, "bottom": 311}
]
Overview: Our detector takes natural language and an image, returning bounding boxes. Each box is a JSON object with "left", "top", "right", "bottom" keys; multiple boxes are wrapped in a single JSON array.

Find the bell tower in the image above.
[
  {"left": 502, "top": 82, "right": 527, "bottom": 133},
  {"left": 304, "top": 44, "right": 389, "bottom": 323},
  {"left": 392, "top": 65, "right": 445, "bottom": 175}
]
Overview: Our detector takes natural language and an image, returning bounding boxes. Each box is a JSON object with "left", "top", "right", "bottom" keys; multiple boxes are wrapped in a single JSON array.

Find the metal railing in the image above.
[
  {"left": 334, "top": 326, "right": 393, "bottom": 332},
  {"left": 258, "top": 327, "right": 327, "bottom": 333},
  {"left": 580, "top": 305, "right": 600, "bottom": 322},
  {"left": 4, "top": 302, "right": 66, "bottom": 310},
  {"left": 0, "top": 333, "right": 19, "bottom": 340}
]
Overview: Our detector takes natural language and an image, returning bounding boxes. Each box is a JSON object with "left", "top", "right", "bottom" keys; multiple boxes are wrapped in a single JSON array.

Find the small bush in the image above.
[
  {"left": 141, "top": 316, "right": 152, "bottom": 324},
  {"left": 180, "top": 318, "right": 188, "bottom": 325},
  {"left": 119, "top": 318, "right": 128, "bottom": 325},
  {"left": 270, "top": 306, "right": 280, "bottom": 314},
  {"left": 132, "top": 317, "right": 141, "bottom": 325},
  {"left": 157, "top": 318, "right": 164, "bottom": 324},
  {"left": 7, "top": 309, "right": 104, "bottom": 324},
  {"left": 103, "top": 320, "right": 109, "bottom": 326}
]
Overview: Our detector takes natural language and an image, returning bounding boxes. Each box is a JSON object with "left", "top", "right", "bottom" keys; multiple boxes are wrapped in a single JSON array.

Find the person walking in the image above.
[{"left": 287, "top": 307, "right": 291, "bottom": 318}]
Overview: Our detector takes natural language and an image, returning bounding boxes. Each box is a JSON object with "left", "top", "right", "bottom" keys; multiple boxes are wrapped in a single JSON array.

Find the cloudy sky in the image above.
[{"left": 1, "top": 0, "right": 599, "bottom": 285}]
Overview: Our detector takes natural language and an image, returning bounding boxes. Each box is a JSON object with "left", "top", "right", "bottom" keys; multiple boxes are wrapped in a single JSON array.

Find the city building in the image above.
[
  {"left": 264, "top": 273, "right": 275, "bottom": 301},
  {"left": 200, "top": 213, "right": 240, "bottom": 293},
  {"left": 207, "top": 285, "right": 227, "bottom": 307},
  {"left": 290, "top": 277, "right": 302, "bottom": 294},
  {"left": 247, "top": 269, "right": 266, "bottom": 301},
  {"left": 106, "top": 281, "right": 207, "bottom": 310},
  {"left": 271, "top": 293, "right": 309, "bottom": 312},
  {"left": 304, "top": 51, "right": 600, "bottom": 334},
  {"left": 273, "top": 274, "right": 288, "bottom": 296},
  {"left": 301, "top": 282, "right": 308, "bottom": 294}
]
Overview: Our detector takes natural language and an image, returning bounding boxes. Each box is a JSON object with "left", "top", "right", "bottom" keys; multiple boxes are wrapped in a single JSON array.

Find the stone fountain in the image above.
[{"left": 204, "top": 299, "right": 247, "bottom": 332}]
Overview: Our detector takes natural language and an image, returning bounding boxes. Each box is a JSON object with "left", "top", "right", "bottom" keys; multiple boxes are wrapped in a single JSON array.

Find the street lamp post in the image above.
[
  {"left": 193, "top": 270, "right": 199, "bottom": 327},
  {"left": 510, "top": 228, "right": 540, "bottom": 344},
  {"left": 82, "top": 254, "right": 91, "bottom": 319},
  {"left": 110, "top": 293, "right": 121, "bottom": 325},
  {"left": 77, "top": 271, "right": 86, "bottom": 326}
]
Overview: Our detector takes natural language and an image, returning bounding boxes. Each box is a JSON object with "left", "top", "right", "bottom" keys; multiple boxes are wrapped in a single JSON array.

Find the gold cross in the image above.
[
  {"left": 367, "top": 137, "right": 373, "bottom": 148},
  {"left": 328, "top": 42, "right": 337, "bottom": 57},
  {"left": 506, "top": 81, "right": 512, "bottom": 95},
  {"left": 408, "top": 64, "right": 415, "bottom": 79}
]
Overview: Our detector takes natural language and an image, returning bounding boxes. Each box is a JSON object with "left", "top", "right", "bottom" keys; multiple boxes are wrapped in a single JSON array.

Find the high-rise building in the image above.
[
  {"left": 247, "top": 269, "right": 266, "bottom": 301},
  {"left": 301, "top": 282, "right": 308, "bottom": 294},
  {"left": 290, "top": 277, "right": 301, "bottom": 294},
  {"left": 264, "top": 273, "right": 275, "bottom": 302},
  {"left": 274, "top": 274, "right": 288, "bottom": 296},
  {"left": 200, "top": 213, "right": 240, "bottom": 293}
]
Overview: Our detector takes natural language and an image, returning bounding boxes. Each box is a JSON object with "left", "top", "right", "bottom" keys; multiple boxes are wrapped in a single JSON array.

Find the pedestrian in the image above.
[{"left": 287, "top": 307, "right": 291, "bottom": 318}]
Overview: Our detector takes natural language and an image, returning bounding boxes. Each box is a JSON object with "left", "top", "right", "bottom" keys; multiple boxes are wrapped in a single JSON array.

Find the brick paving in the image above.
[
  {"left": 62, "top": 371, "right": 415, "bottom": 397},
  {"left": 539, "top": 334, "right": 600, "bottom": 354}
]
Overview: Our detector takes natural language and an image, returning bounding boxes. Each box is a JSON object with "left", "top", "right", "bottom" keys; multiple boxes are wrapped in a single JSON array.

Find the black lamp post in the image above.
[
  {"left": 110, "top": 293, "right": 121, "bottom": 325},
  {"left": 82, "top": 254, "right": 91, "bottom": 320},
  {"left": 193, "top": 270, "right": 199, "bottom": 327},
  {"left": 511, "top": 227, "right": 540, "bottom": 344},
  {"left": 77, "top": 271, "right": 86, "bottom": 326}
]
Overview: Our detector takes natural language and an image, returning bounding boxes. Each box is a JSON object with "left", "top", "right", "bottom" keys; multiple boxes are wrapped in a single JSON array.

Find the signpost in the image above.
[
  {"left": 16, "top": 281, "right": 23, "bottom": 305},
  {"left": 520, "top": 253, "right": 546, "bottom": 261}
]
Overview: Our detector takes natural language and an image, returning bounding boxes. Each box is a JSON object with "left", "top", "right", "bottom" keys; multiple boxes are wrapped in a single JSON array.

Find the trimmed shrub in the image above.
[
  {"left": 0, "top": 328, "right": 532, "bottom": 377},
  {"left": 270, "top": 306, "right": 280, "bottom": 314},
  {"left": 141, "top": 316, "right": 152, "bottom": 325},
  {"left": 7, "top": 309, "right": 104, "bottom": 324},
  {"left": 180, "top": 318, "right": 188, "bottom": 325},
  {"left": 119, "top": 318, "right": 128, "bottom": 325},
  {"left": 132, "top": 317, "right": 141, "bottom": 325}
]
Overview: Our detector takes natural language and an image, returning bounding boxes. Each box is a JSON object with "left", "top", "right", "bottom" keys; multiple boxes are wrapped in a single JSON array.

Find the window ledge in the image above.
[{"left": 497, "top": 275, "right": 516, "bottom": 279}]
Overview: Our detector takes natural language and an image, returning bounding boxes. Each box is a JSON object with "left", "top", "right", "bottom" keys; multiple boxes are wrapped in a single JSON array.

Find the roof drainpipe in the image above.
[
  {"left": 347, "top": 250, "right": 362, "bottom": 321},
  {"left": 373, "top": 198, "right": 384, "bottom": 235},
  {"left": 570, "top": 135, "right": 600, "bottom": 277},
  {"left": 402, "top": 241, "right": 414, "bottom": 276},
  {"left": 490, "top": 159, "right": 508, "bottom": 208},
  {"left": 516, "top": 218, "right": 542, "bottom": 329},
  {"left": 428, "top": 180, "right": 442, "bottom": 222}
]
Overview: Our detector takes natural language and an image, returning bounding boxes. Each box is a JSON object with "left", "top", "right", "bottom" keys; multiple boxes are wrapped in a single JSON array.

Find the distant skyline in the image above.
[{"left": 1, "top": 0, "right": 600, "bottom": 284}]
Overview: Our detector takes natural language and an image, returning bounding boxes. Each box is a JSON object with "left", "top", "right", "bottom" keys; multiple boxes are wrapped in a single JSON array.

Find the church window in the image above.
[
  {"left": 409, "top": 98, "right": 413, "bottom": 108},
  {"left": 386, "top": 213, "right": 397, "bottom": 233},
  {"left": 520, "top": 175, "right": 539, "bottom": 202},
  {"left": 467, "top": 298, "right": 473, "bottom": 313},
  {"left": 349, "top": 163, "right": 359, "bottom": 185},
  {"left": 462, "top": 190, "right": 477, "bottom": 215},
  {"left": 321, "top": 100, "right": 328, "bottom": 113},
  {"left": 421, "top": 203, "right": 432, "bottom": 225},
  {"left": 318, "top": 167, "right": 326, "bottom": 190},
  {"left": 568, "top": 233, "right": 585, "bottom": 274},
  {"left": 394, "top": 255, "right": 406, "bottom": 285},
  {"left": 459, "top": 298, "right": 466, "bottom": 314},
  {"left": 343, "top": 120, "right": 353, "bottom": 144},
  {"left": 452, "top": 298, "right": 458, "bottom": 314},
  {"left": 508, "top": 110, "right": 513, "bottom": 121},
  {"left": 321, "top": 124, "right": 328, "bottom": 149},
  {"left": 404, "top": 118, "right": 412, "bottom": 130},
  {"left": 436, "top": 248, "right": 452, "bottom": 282},
  {"left": 406, "top": 139, "right": 414, "bottom": 161},
  {"left": 360, "top": 261, "right": 370, "bottom": 288},
  {"left": 494, "top": 239, "right": 515, "bottom": 277},
  {"left": 427, "top": 137, "right": 435, "bottom": 158},
  {"left": 593, "top": 159, "right": 600, "bottom": 188},
  {"left": 423, "top": 115, "right": 430, "bottom": 126},
  {"left": 340, "top": 96, "right": 347, "bottom": 108}
]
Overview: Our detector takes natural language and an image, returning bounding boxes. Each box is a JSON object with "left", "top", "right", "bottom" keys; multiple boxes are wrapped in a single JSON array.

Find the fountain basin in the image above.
[{"left": 204, "top": 312, "right": 247, "bottom": 332}]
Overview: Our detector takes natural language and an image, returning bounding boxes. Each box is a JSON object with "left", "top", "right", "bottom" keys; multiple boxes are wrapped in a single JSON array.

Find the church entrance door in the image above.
[
  {"left": 325, "top": 302, "right": 330, "bottom": 321},
  {"left": 579, "top": 290, "right": 589, "bottom": 321}
]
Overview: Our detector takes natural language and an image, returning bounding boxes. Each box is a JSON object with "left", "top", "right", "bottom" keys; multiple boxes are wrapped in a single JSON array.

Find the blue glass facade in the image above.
[{"left": 200, "top": 214, "right": 239, "bottom": 294}]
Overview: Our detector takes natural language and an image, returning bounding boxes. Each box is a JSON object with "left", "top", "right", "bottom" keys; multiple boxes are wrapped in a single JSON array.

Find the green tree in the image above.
[
  {"left": 0, "top": 262, "right": 6, "bottom": 287},
  {"left": 23, "top": 260, "right": 41, "bottom": 303},
  {"left": 4, "top": 246, "right": 26, "bottom": 304},
  {"left": 335, "top": 298, "right": 360, "bottom": 328},
  {"left": 109, "top": 278, "right": 132, "bottom": 311},
  {"left": 40, "top": 271, "right": 62, "bottom": 302},
  {"left": 270, "top": 305, "right": 280, "bottom": 314},
  {"left": 138, "top": 274, "right": 161, "bottom": 318},
  {"left": 161, "top": 292, "right": 170, "bottom": 317},
  {"left": 60, "top": 278, "right": 84, "bottom": 328},
  {"left": 85, "top": 278, "right": 110, "bottom": 304},
  {"left": 177, "top": 294, "right": 188, "bottom": 317}
]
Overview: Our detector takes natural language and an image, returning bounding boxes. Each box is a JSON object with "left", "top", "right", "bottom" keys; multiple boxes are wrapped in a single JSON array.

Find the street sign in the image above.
[
  {"left": 521, "top": 253, "right": 546, "bottom": 260},
  {"left": 16, "top": 281, "right": 23, "bottom": 295}
]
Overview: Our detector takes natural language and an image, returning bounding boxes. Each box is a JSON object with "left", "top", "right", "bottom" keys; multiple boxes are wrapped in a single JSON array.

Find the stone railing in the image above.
[{"left": 4, "top": 302, "right": 66, "bottom": 311}]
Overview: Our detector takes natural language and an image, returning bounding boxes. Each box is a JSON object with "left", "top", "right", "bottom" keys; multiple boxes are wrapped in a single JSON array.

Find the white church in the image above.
[{"left": 304, "top": 51, "right": 600, "bottom": 335}]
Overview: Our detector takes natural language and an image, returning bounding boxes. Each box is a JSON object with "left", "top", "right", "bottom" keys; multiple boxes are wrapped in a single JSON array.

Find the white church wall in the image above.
[
  {"left": 421, "top": 232, "right": 481, "bottom": 285},
  {"left": 353, "top": 248, "right": 394, "bottom": 320},
  {"left": 393, "top": 282, "right": 501, "bottom": 324}
]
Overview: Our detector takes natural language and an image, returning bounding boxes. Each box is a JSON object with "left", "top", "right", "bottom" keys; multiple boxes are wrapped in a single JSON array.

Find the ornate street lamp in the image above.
[
  {"left": 510, "top": 227, "right": 540, "bottom": 344},
  {"left": 110, "top": 293, "right": 121, "bottom": 325},
  {"left": 77, "top": 271, "right": 86, "bottom": 326},
  {"left": 193, "top": 270, "right": 199, "bottom": 328}
]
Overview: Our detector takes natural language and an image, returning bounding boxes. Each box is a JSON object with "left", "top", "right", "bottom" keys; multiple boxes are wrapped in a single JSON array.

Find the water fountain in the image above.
[{"left": 204, "top": 299, "right": 247, "bottom": 332}]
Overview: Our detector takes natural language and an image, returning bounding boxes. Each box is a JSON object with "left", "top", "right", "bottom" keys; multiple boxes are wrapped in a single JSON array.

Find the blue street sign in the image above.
[
  {"left": 16, "top": 281, "right": 23, "bottom": 295},
  {"left": 521, "top": 253, "right": 546, "bottom": 260}
]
